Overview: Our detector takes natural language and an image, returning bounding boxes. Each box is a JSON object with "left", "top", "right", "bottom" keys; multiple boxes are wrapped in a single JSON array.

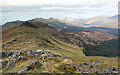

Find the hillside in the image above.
[
  {"left": 1, "top": 20, "right": 24, "bottom": 31},
  {"left": 1, "top": 21, "right": 118, "bottom": 73},
  {"left": 61, "top": 26, "right": 118, "bottom": 42},
  {"left": 1, "top": 50, "right": 118, "bottom": 73},
  {"left": 60, "top": 26, "right": 118, "bottom": 57},
  {"left": 1, "top": 17, "right": 118, "bottom": 36},
  {"left": 84, "top": 39, "right": 118, "bottom": 57},
  {"left": 2, "top": 21, "right": 85, "bottom": 57},
  {"left": 1, "top": 17, "right": 118, "bottom": 57},
  {"left": 1, "top": 18, "right": 70, "bottom": 31},
  {"left": 61, "top": 15, "right": 118, "bottom": 28}
]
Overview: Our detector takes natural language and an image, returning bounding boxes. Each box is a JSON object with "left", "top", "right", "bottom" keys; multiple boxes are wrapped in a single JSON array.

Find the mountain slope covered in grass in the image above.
[
  {"left": 2, "top": 21, "right": 85, "bottom": 57},
  {"left": 1, "top": 21, "right": 118, "bottom": 73}
]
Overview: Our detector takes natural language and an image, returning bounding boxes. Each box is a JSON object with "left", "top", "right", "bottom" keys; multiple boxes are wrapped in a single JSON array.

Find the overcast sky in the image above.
[{"left": 0, "top": 0, "right": 119, "bottom": 24}]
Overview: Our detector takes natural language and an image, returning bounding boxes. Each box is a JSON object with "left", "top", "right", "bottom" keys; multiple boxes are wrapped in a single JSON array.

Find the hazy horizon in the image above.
[{"left": 0, "top": 0, "right": 119, "bottom": 25}]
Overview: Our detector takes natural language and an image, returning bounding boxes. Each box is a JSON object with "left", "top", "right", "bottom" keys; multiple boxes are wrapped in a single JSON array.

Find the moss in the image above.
[{"left": 56, "top": 64, "right": 77, "bottom": 73}]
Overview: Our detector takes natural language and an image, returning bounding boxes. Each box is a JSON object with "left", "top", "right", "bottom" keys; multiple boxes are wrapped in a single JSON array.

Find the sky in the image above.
[{"left": 0, "top": 0, "right": 119, "bottom": 25}]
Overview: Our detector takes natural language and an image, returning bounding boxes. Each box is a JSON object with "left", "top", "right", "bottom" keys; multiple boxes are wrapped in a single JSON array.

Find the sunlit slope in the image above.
[{"left": 2, "top": 22, "right": 85, "bottom": 57}]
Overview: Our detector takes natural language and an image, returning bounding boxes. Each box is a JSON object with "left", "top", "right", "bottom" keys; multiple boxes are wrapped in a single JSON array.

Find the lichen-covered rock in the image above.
[{"left": 57, "top": 63, "right": 77, "bottom": 73}]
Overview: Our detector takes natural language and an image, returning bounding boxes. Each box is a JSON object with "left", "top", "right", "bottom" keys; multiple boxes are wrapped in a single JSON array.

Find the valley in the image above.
[{"left": 0, "top": 16, "right": 119, "bottom": 73}]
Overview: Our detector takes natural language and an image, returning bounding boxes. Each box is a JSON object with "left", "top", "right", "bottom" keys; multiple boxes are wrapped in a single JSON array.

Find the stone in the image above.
[
  {"left": 0, "top": 60, "right": 8, "bottom": 68},
  {"left": 93, "top": 69, "right": 97, "bottom": 73},
  {"left": 8, "top": 61, "right": 15, "bottom": 68},
  {"left": 0, "top": 51, "right": 14, "bottom": 58},
  {"left": 9, "top": 70, "right": 13, "bottom": 73},
  {"left": 72, "top": 64, "right": 77, "bottom": 70},
  {"left": 79, "top": 63, "right": 84, "bottom": 66},
  {"left": 90, "top": 65, "right": 93, "bottom": 68},
  {"left": 106, "top": 66, "right": 116, "bottom": 71},
  {"left": 8, "top": 52, "right": 23, "bottom": 68},
  {"left": 83, "top": 62, "right": 90, "bottom": 65},
  {"left": 31, "top": 61, "right": 42, "bottom": 66},
  {"left": 41, "top": 71, "right": 51, "bottom": 73},
  {"left": 26, "top": 66, "right": 33, "bottom": 71},
  {"left": 18, "top": 70, "right": 25, "bottom": 73},
  {"left": 35, "top": 49, "right": 42, "bottom": 52}
]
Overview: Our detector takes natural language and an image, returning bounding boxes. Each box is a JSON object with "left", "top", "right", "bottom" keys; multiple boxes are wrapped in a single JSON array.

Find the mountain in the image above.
[
  {"left": 60, "top": 25, "right": 118, "bottom": 57},
  {"left": 1, "top": 18, "right": 70, "bottom": 31},
  {"left": 84, "top": 39, "right": 118, "bottom": 57},
  {"left": 1, "top": 17, "right": 118, "bottom": 73},
  {"left": 61, "top": 26, "right": 118, "bottom": 41},
  {"left": 88, "top": 27, "right": 118, "bottom": 36},
  {"left": 61, "top": 15, "right": 118, "bottom": 28},
  {"left": 1, "top": 16, "right": 118, "bottom": 36},
  {"left": 1, "top": 17, "right": 118, "bottom": 57},
  {"left": 2, "top": 21, "right": 85, "bottom": 57},
  {"left": 1, "top": 20, "right": 24, "bottom": 30},
  {"left": 1, "top": 21, "right": 118, "bottom": 73}
]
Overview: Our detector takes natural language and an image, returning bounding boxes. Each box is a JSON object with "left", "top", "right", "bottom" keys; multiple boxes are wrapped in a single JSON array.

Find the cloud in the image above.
[
  {"left": 0, "top": 0, "right": 119, "bottom": 24},
  {"left": 1, "top": 0, "right": 95, "bottom": 6},
  {"left": 1, "top": 0, "right": 119, "bottom": 12}
]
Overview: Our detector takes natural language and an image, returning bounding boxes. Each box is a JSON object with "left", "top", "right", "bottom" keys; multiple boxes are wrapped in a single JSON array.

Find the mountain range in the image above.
[
  {"left": 61, "top": 15, "right": 118, "bottom": 28},
  {"left": 1, "top": 16, "right": 119, "bottom": 73},
  {"left": 1, "top": 15, "right": 118, "bottom": 57}
]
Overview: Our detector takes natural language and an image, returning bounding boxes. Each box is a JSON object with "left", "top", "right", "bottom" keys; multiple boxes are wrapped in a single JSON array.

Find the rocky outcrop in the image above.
[
  {"left": 8, "top": 52, "right": 24, "bottom": 68},
  {"left": 0, "top": 51, "right": 14, "bottom": 58},
  {"left": 1, "top": 50, "right": 118, "bottom": 74}
]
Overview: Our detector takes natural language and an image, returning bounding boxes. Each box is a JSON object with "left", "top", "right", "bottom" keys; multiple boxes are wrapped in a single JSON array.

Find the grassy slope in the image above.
[{"left": 2, "top": 22, "right": 85, "bottom": 57}]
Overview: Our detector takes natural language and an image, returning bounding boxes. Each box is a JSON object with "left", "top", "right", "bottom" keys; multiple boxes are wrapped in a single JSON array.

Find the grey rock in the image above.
[
  {"left": 72, "top": 64, "right": 77, "bottom": 70},
  {"left": 9, "top": 70, "right": 13, "bottom": 73},
  {"left": 83, "top": 62, "right": 90, "bottom": 65},
  {"left": 0, "top": 51, "right": 14, "bottom": 58},
  {"left": 93, "top": 69, "right": 97, "bottom": 73},
  {"left": 26, "top": 66, "right": 33, "bottom": 71},
  {"left": 8, "top": 52, "right": 23, "bottom": 68},
  {"left": 41, "top": 71, "right": 51, "bottom": 73},
  {"left": 8, "top": 61, "right": 15, "bottom": 68},
  {"left": 79, "top": 63, "right": 84, "bottom": 66},
  {"left": 31, "top": 61, "right": 42, "bottom": 66},
  {"left": 18, "top": 70, "right": 25, "bottom": 73},
  {"left": 106, "top": 66, "right": 117, "bottom": 71},
  {"left": 0, "top": 60, "right": 8, "bottom": 68}
]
